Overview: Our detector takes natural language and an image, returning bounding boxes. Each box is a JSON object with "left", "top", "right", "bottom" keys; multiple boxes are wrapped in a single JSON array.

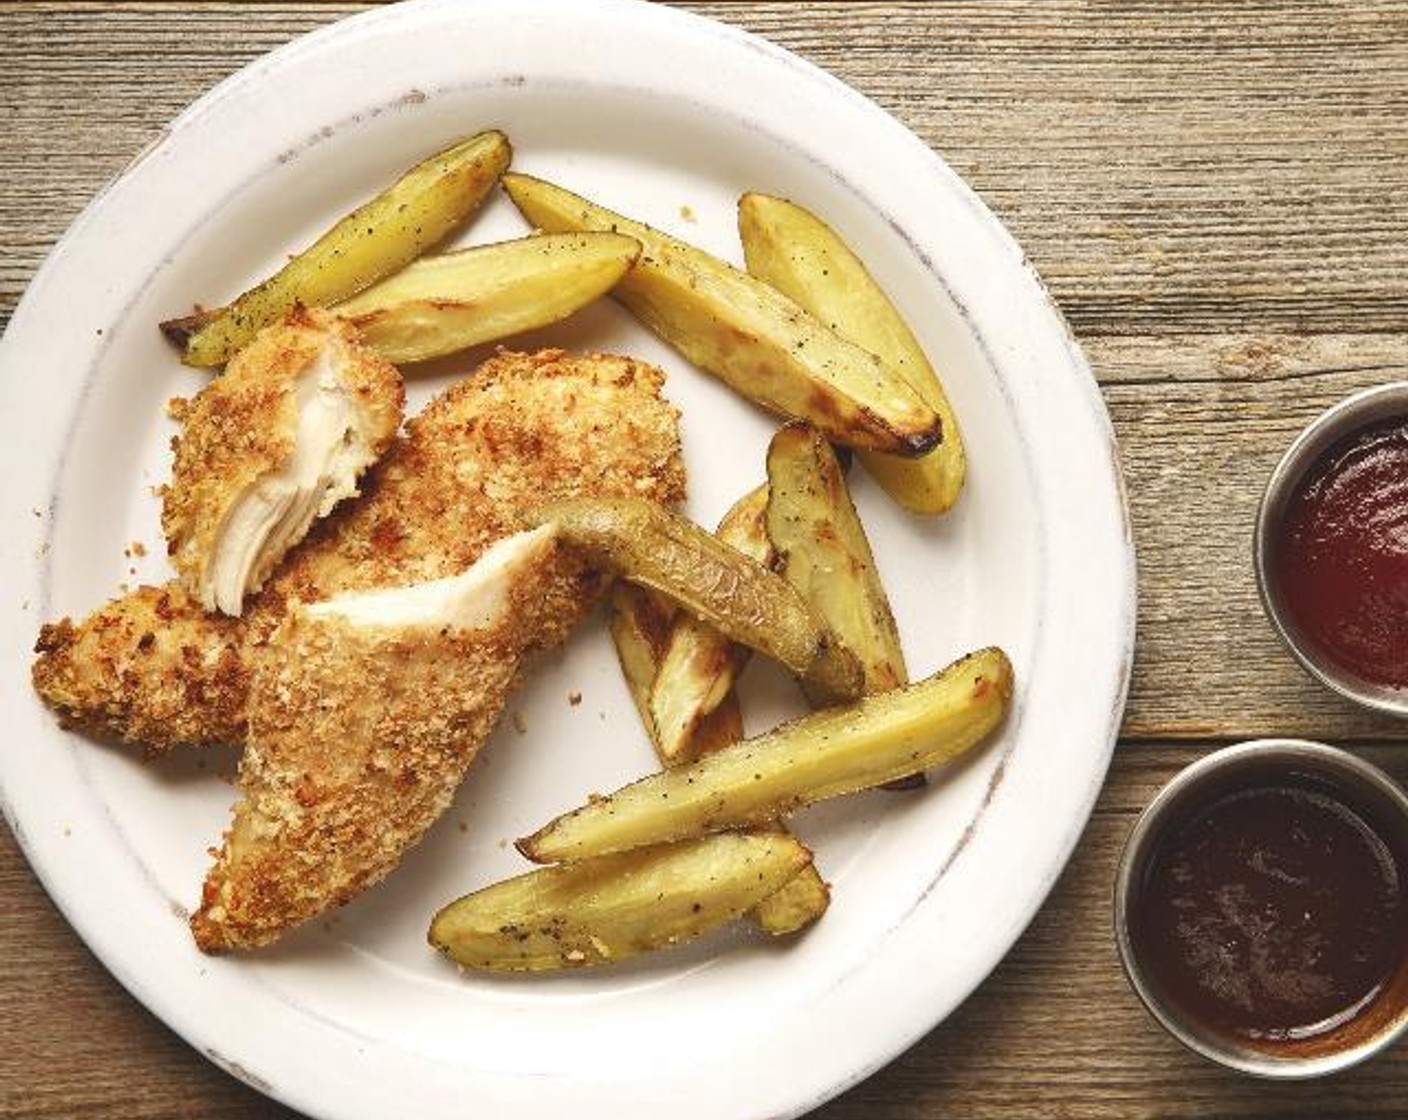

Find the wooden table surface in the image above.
[{"left": 3, "top": 2, "right": 1407, "bottom": 1117}]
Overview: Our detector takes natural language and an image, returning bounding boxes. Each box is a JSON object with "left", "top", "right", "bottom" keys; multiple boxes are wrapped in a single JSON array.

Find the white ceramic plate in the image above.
[{"left": 0, "top": 2, "right": 1134, "bottom": 1117}]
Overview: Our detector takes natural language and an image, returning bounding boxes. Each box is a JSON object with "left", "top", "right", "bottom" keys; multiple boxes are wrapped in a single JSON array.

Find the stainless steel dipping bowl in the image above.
[
  {"left": 1254, "top": 381, "right": 1408, "bottom": 718},
  {"left": 1114, "top": 739, "right": 1408, "bottom": 1078}
]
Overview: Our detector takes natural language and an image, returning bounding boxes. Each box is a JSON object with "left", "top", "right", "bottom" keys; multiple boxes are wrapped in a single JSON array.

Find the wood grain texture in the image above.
[
  {"left": 1, "top": 1, "right": 1405, "bottom": 742},
  {"left": 815, "top": 752, "right": 1408, "bottom": 1120},
  {"left": 4, "top": 3, "right": 1408, "bottom": 1119},
  {"left": 1, "top": 2, "right": 1406, "bottom": 337},
  {"left": 6, "top": 745, "right": 1408, "bottom": 1119},
  {"left": 1100, "top": 331, "right": 1408, "bottom": 740}
]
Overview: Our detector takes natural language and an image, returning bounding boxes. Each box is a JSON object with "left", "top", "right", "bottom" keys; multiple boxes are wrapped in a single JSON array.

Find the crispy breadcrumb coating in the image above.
[
  {"left": 272, "top": 347, "right": 684, "bottom": 600},
  {"left": 162, "top": 307, "right": 404, "bottom": 616},
  {"left": 32, "top": 584, "right": 250, "bottom": 749},
  {"left": 32, "top": 350, "right": 686, "bottom": 753},
  {"left": 192, "top": 528, "right": 573, "bottom": 951}
]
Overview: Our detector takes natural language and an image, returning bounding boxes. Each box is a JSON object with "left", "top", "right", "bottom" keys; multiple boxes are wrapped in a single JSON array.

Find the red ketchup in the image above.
[{"left": 1273, "top": 417, "right": 1408, "bottom": 687}]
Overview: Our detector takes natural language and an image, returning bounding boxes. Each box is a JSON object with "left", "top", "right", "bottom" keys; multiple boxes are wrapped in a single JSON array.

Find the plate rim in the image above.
[{"left": 0, "top": 1, "right": 1136, "bottom": 1116}]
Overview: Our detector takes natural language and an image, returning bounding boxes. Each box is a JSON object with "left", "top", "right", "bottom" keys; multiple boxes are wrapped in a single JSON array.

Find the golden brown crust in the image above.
[
  {"left": 31, "top": 585, "right": 251, "bottom": 753},
  {"left": 270, "top": 347, "right": 686, "bottom": 601},
  {"left": 32, "top": 349, "right": 686, "bottom": 753},
  {"left": 161, "top": 307, "right": 404, "bottom": 609},
  {"left": 190, "top": 539, "right": 581, "bottom": 951}
]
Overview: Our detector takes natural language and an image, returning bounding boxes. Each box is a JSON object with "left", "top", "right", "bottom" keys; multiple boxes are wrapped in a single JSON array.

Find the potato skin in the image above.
[
  {"left": 519, "top": 647, "right": 1014, "bottom": 863},
  {"left": 766, "top": 422, "right": 907, "bottom": 696},
  {"left": 429, "top": 832, "right": 811, "bottom": 971},
  {"left": 739, "top": 192, "right": 966, "bottom": 514},
  {"left": 528, "top": 496, "right": 863, "bottom": 705},
  {"left": 649, "top": 486, "right": 770, "bottom": 766},
  {"left": 503, "top": 173, "right": 941, "bottom": 456},
  {"left": 165, "top": 130, "right": 512, "bottom": 366},
  {"left": 333, "top": 232, "right": 639, "bottom": 363}
]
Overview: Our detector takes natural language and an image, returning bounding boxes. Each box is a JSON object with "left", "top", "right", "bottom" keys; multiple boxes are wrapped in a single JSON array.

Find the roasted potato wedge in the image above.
[
  {"left": 755, "top": 864, "right": 832, "bottom": 935},
  {"left": 609, "top": 582, "right": 744, "bottom": 760},
  {"left": 738, "top": 192, "right": 966, "bottom": 514},
  {"left": 608, "top": 581, "right": 675, "bottom": 745},
  {"left": 163, "top": 130, "right": 512, "bottom": 367},
  {"left": 518, "top": 647, "right": 1013, "bottom": 863},
  {"left": 502, "top": 173, "right": 940, "bottom": 456},
  {"left": 528, "top": 497, "right": 863, "bottom": 706},
  {"left": 333, "top": 232, "right": 639, "bottom": 364},
  {"left": 767, "top": 421, "right": 922, "bottom": 788},
  {"left": 766, "top": 422, "right": 907, "bottom": 700},
  {"left": 650, "top": 486, "right": 772, "bottom": 766},
  {"left": 645, "top": 611, "right": 748, "bottom": 763},
  {"left": 681, "top": 683, "right": 746, "bottom": 758},
  {"left": 610, "top": 581, "right": 826, "bottom": 933},
  {"left": 429, "top": 831, "right": 811, "bottom": 971}
]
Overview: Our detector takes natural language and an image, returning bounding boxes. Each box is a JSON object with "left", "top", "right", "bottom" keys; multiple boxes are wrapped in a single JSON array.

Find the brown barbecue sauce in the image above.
[{"left": 1132, "top": 777, "right": 1407, "bottom": 1046}]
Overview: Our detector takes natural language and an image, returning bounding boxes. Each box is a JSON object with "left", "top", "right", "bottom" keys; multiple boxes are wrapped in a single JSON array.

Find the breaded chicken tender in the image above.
[
  {"left": 162, "top": 307, "right": 404, "bottom": 616},
  {"left": 32, "top": 350, "right": 686, "bottom": 753},
  {"left": 32, "top": 584, "right": 250, "bottom": 750},
  {"left": 192, "top": 526, "right": 568, "bottom": 951}
]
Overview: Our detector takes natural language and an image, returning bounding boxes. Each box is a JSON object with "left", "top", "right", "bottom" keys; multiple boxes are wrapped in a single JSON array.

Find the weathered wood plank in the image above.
[
  {"left": 1096, "top": 331, "right": 1408, "bottom": 740},
  {"left": 815, "top": 748, "right": 1408, "bottom": 1120},
  {"left": 5, "top": 6, "right": 1408, "bottom": 1120},
  {"left": 5, "top": 744, "right": 1406, "bottom": 1119},
  {"left": 1, "top": 2, "right": 1405, "bottom": 336},
  {"left": 1, "top": 4, "right": 1406, "bottom": 740}
]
